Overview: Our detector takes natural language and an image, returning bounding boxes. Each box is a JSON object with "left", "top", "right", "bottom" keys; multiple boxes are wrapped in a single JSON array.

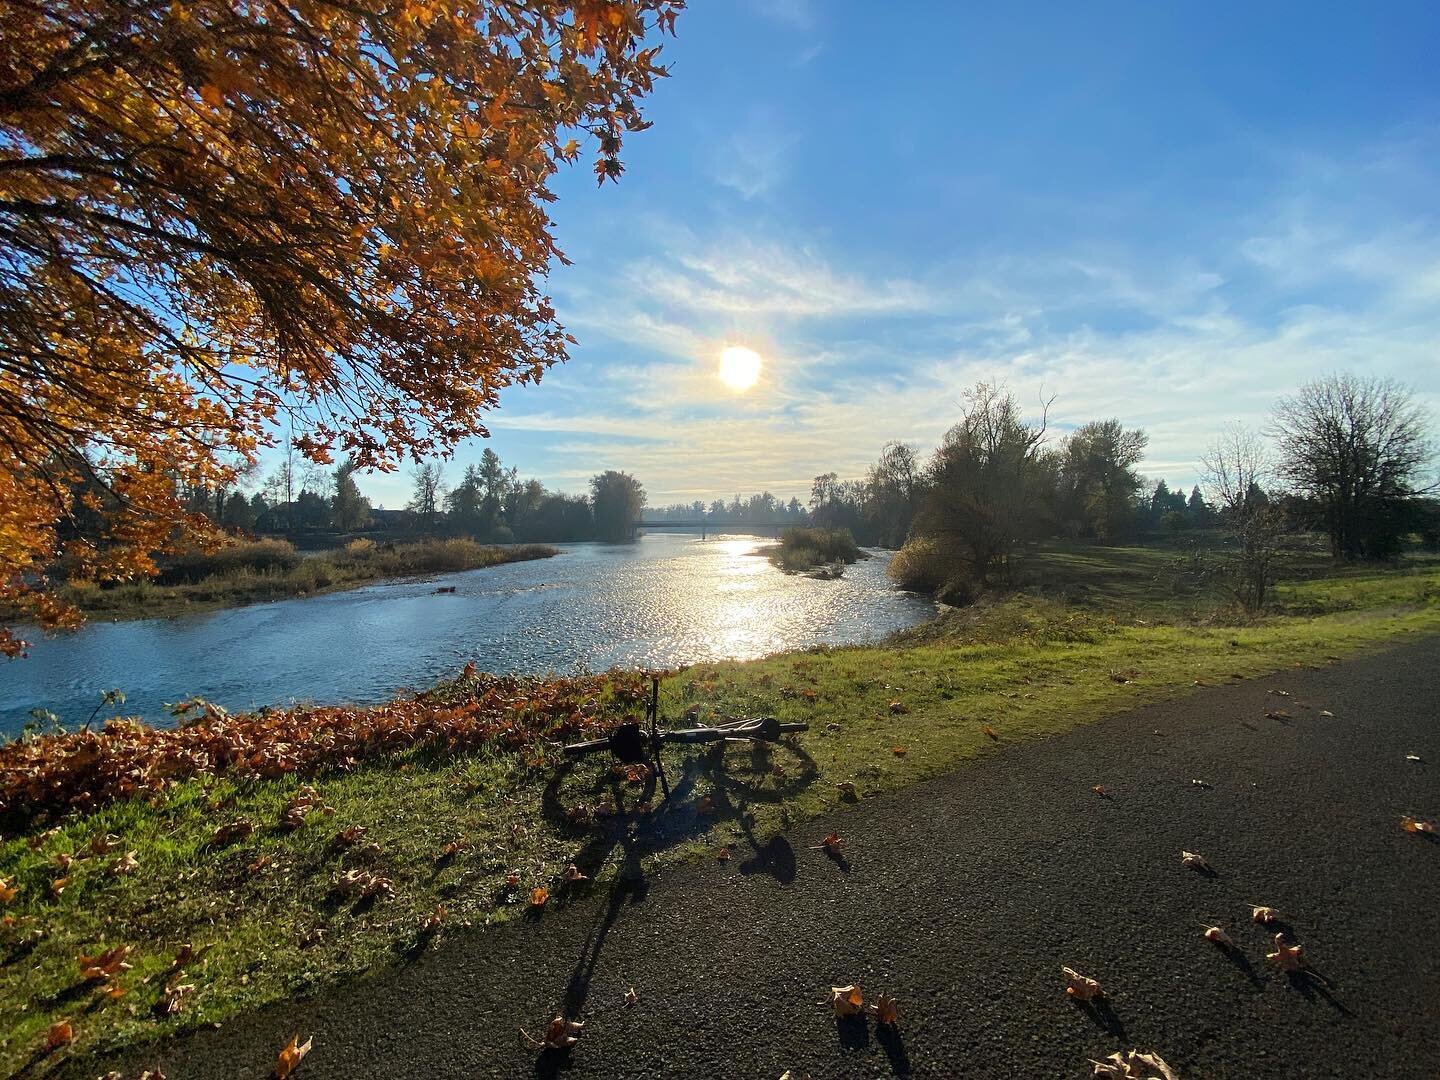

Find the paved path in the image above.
[{"left": 88, "top": 637, "right": 1440, "bottom": 1079}]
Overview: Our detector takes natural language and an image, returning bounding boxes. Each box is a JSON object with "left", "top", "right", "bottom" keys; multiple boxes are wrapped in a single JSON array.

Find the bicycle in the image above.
[{"left": 561, "top": 675, "right": 808, "bottom": 801}]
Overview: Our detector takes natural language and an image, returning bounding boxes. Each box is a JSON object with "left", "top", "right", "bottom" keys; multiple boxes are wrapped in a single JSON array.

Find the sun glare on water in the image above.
[{"left": 718, "top": 345, "right": 762, "bottom": 391}]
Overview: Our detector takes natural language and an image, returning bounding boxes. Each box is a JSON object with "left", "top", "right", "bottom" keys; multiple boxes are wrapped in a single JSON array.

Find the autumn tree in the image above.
[
  {"left": 1271, "top": 374, "right": 1435, "bottom": 561},
  {"left": 0, "top": 0, "right": 682, "bottom": 655}
]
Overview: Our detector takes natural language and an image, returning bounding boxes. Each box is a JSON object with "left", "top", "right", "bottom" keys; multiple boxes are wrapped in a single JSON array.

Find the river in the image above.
[{"left": 0, "top": 532, "right": 933, "bottom": 736}]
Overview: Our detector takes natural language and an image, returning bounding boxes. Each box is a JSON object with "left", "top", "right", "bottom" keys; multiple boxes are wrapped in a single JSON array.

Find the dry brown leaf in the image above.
[
  {"left": 1202, "top": 925, "right": 1234, "bottom": 948},
  {"left": 1401, "top": 815, "right": 1437, "bottom": 835},
  {"left": 420, "top": 904, "right": 448, "bottom": 934},
  {"left": 696, "top": 795, "right": 715, "bottom": 814},
  {"left": 504, "top": 870, "right": 522, "bottom": 889},
  {"left": 88, "top": 832, "right": 122, "bottom": 857},
  {"left": 78, "top": 944, "right": 132, "bottom": 981},
  {"left": 169, "top": 943, "right": 211, "bottom": 972},
  {"left": 1190, "top": 779, "right": 1212, "bottom": 789},
  {"left": 1266, "top": 933, "right": 1305, "bottom": 973},
  {"left": 1251, "top": 905, "right": 1280, "bottom": 925},
  {"left": 332, "top": 868, "right": 393, "bottom": 900},
  {"left": 561, "top": 864, "right": 588, "bottom": 886},
  {"left": 529, "top": 886, "right": 549, "bottom": 907},
  {"left": 211, "top": 819, "right": 254, "bottom": 846},
  {"left": 275, "top": 1034, "right": 313, "bottom": 1078},
  {"left": 826, "top": 983, "right": 864, "bottom": 1017},
  {"left": 246, "top": 855, "right": 273, "bottom": 877},
  {"left": 1265, "top": 709, "right": 1291, "bottom": 721},
  {"left": 0, "top": 876, "right": 15, "bottom": 904},
  {"left": 836, "top": 781, "right": 857, "bottom": 797},
  {"left": 1092, "top": 785, "right": 1111, "bottom": 799},
  {"left": 891, "top": 745, "right": 907, "bottom": 756},
  {"left": 154, "top": 982, "right": 195, "bottom": 1017},
  {"left": 623, "top": 986, "right": 639, "bottom": 1008},
  {"left": 46, "top": 1019, "right": 73, "bottom": 1050},
  {"left": 887, "top": 700, "right": 909, "bottom": 714},
  {"left": 50, "top": 875, "right": 71, "bottom": 900},
  {"left": 522, "top": 1016, "right": 584, "bottom": 1051},
  {"left": 333, "top": 825, "right": 367, "bottom": 847},
  {"left": 96, "top": 982, "right": 128, "bottom": 1001},
  {"left": 716, "top": 845, "right": 731, "bottom": 862},
  {"left": 817, "top": 832, "right": 844, "bottom": 854},
  {"left": 1180, "top": 850, "right": 1211, "bottom": 872},
  {"left": 437, "top": 838, "right": 471, "bottom": 860},
  {"left": 982, "top": 725, "right": 999, "bottom": 740},
  {"left": 52, "top": 851, "right": 73, "bottom": 871},
  {"left": 1062, "top": 966, "right": 1103, "bottom": 1001},
  {"left": 867, "top": 992, "right": 899, "bottom": 1025},
  {"left": 109, "top": 851, "right": 139, "bottom": 876},
  {"left": 1089, "top": 1049, "right": 1179, "bottom": 1079}
]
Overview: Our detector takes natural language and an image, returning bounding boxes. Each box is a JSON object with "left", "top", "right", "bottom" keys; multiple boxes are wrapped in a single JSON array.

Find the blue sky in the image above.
[{"left": 356, "top": 0, "right": 1440, "bottom": 509}]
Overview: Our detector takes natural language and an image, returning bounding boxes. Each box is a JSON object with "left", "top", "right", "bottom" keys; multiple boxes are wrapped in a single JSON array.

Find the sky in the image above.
[{"left": 355, "top": 0, "right": 1440, "bottom": 510}]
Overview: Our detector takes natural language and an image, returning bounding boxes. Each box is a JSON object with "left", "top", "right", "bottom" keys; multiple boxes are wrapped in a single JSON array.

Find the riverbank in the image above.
[
  {"left": 30, "top": 539, "right": 560, "bottom": 622},
  {"left": 2, "top": 556, "right": 1438, "bottom": 1072}
]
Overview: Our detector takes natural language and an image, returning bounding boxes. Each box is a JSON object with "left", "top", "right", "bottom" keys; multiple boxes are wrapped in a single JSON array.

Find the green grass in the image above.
[
  {"left": 3, "top": 549, "right": 1439, "bottom": 1072},
  {"left": 41, "top": 539, "right": 559, "bottom": 621}
]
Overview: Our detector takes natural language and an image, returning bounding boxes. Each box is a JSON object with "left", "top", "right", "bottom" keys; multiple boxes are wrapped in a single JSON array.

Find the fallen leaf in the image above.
[
  {"left": 826, "top": 983, "right": 864, "bottom": 1017},
  {"left": 891, "top": 745, "right": 907, "bottom": 756},
  {"left": 420, "top": 904, "right": 448, "bottom": 934},
  {"left": 1401, "top": 815, "right": 1437, "bottom": 835},
  {"left": 1266, "top": 933, "right": 1305, "bottom": 973},
  {"left": 529, "top": 886, "right": 549, "bottom": 907},
  {"left": 1265, "top": 709, "right": 1291, "bottom": 721},
  {"left": 505, "top": 871, "right": 521, "bottom": 888},
  {"left": 522, "top": 1016, "right": 584, "bottom": 1051},
  {"left": 1319, "top": 709, "right": 1335, "bottom": 717},
  {"left": 1405, "top": 753, "right": 1423, "bottom": 763},
  {"left": 333, "top": 825, "right": 367, "bottom": 847},
  {"left": 211, "top": 819, "right": 254, "bottom": 846},
  {"left": 0, "top": 877, "right": 15, "bottom": 903},
  {"left": 1202, "top": 925, "right": 1234, "bottom": 948},
  {"left": 716, "top": 845, "right": 731, "bottom": 862},
  {"left": 1180, "top": 850, "right": 1211, "bottom": 872},
  {"left": 1062, "top": 966, "right": 1103, "bottom": 1001},
  {"left": 561, "top": 864, "right": 588, "bottom": 886},
  {"left": 246, "top": 855, "right": 273, "bottom": 876},
  {"left": 623, "top": 986, "right": 639, "bottom": 1008},
  {"left": 817, "top": 832, "right": 844, "bottom": 854},
  {"left": 867, "top": 992, "right": 899, "bottom": 1025},
  {"left": 96, "top": 982, "right": 128, "bottom": 1001},
  {"left": 332, "top": 869, "right": 393, "bottom": 900},
  {"left": 275, "top": 1034, "right": 312, "bottom": 1078},
  {"left": 78, "top": 944, "right": 133, "bottom": 981},
  {"left": 887, "top": 700, "right": 909, "bottom": 714},
  {"left": 50, "top": 875, "right": 71, "bottom": 900},
  {"left": 154, "top": 982, "right": 195, "bottom": 1017},
  {"left": 1092, "top": 785, "right": 1111, "bottom": 799},
  {"left": 836, "top": 781, "right": 857, "bottom": 797},
  {"left": 1089, "top": 1049, "right": 1178, "bottom": 1079},
  {"left": 696, "top": 795, "right": 715, "bottom": 814},
  {"left": 109, "top": 851, "right": 139, "bottom": 876},
  {"left": 88, "top": 833, "right": 122, "bottom": 857},
  {"left": 437, "top": 838, "right": 471, "bottom": 860},
  {"left": 46, "top": 1019, "right": 73, "bottom": 1050},
  {"left": 982, "top": 725, "right": 998, "bottom": 740},
  {"left": 169, "top": 943, "right": 211, "bottom": 972},
  {"left": 1251, "top": 905, "right": 1280, "bottom": 925},
  {"left": 1190, "top": 779, "right": 1212, "bottom": 789}
]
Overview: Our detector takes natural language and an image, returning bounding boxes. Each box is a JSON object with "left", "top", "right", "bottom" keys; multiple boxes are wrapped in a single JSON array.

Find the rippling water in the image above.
[{"left": 0, "top": 532, "right": 933, "bottom": 735}]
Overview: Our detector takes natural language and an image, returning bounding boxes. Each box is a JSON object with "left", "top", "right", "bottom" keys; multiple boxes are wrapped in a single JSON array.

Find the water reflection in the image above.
[{"left": 0, "top": 532, "right": 933, "bottom": 734}]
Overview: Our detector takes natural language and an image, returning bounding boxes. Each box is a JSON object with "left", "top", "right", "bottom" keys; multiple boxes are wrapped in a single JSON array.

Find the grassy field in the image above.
[
  {"left": 2, "top": 543, "right": 1438, "bottom": 1072},
  {"left": 38, "top": 538, "right": 559, "bottom": 621}
]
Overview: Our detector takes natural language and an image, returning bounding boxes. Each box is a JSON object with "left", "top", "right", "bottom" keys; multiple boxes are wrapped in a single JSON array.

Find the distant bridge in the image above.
[{"left": 635, "top": 520, "right": 789, "bottom": 540}]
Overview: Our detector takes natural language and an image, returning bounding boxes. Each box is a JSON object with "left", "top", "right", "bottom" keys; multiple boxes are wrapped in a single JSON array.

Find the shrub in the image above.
[
  {"left": 888, "top": 537, "right": 964, "bottom": 594},
  {"left": 156, "top": 538, "right": 300, "bottom": 584},
  {"left": 777, "top": 527, "right": 860, "bottom": 565},
  {"left": 937, "top": 574, "right": 980, "bottom": 607}
]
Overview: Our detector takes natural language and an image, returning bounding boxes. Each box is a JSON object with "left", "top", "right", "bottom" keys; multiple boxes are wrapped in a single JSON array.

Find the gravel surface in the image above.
[{"left": 80, "top": 636, "right": 1440, "bottom": 1079}]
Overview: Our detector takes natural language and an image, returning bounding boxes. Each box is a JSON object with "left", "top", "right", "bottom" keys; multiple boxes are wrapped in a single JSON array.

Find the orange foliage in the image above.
[
  {"left": 0, "top": 0, "right": 682, "bottom": 652},
  {"left": 0, "top": 670, "right": 649, "bottom": 824}
]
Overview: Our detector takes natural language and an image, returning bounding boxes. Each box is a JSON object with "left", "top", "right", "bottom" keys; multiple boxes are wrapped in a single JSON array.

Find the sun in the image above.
[{"left": 718, "top": 345, "right": 762, "bottom": 391}]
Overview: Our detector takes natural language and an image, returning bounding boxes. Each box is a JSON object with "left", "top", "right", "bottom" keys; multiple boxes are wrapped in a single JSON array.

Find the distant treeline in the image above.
[{"left": 175, "top": 449, "right": 647, "bottom": 545}]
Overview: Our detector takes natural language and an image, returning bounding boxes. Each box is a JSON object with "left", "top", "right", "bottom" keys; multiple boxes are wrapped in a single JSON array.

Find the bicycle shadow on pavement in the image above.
[{"left": 531, "top": 734, "right": 819, "bottom": 1074}]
